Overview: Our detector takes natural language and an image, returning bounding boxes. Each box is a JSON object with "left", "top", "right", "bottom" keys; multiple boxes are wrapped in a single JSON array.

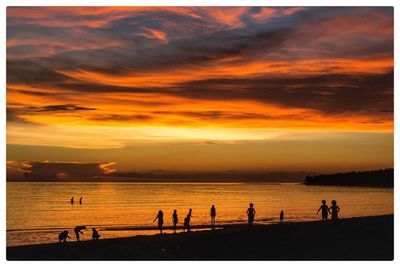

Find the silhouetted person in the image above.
[
  {"left": 185, "top": 209, "right": 193, "bottom": 232},
  {"left": 79, "top": 197, "right": 83, "bottom": 205},
  {"left": 328, "top": 200, "right": 340, "bottom": 221},
  {"left": 172, "top": 210, "right": 178, "bottom": 233},
  {"left": 280, "top": 210, "right": 284, "bottom": 223},
  {"left": 70, "top": 197, "right": 74, "bottom": 205},
  {"left": 184, "top": 216, "right": 190, "bottom": 232},
  {"left": 246, "top": 203, "right": 256, "bottom": 227},
  {"left": 317, "top": 200, "right": 329, "bottom": 221},
  {"left": 74, "top": 226, "right": 86, "bottom": 241},
  {"left": 153, "top": 210, "right": 164, "bottom": 234},
  {"left": 92, "top": 228, "right": 100, "bottom": 240},
  {"left": 188, "top": 208, "right": 193, "bottom": 219},
  {"left": 58, "top": 230, "right": 71, "bottom": 242},
  {"left": 210, "top": 205, "right": 216, "bottom": 229},
  {"left": 186, "top": 209, "right": 193, "bottom": 232}
]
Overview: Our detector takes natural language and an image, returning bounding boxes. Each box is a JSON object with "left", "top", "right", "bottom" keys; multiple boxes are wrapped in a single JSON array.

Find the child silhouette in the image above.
[
  {"left": 58, "top": 230, "right": 71, "bottom": 242},
  {"left": 317, "top": 200, "right": 329, "bottom": 221},
  {"left": 328, "top": 200, "right": 340, "bottom": 221},
  {"left": 246, "top": 203, "right": 256, "bottom": 226},
  {"left": 92, "top": 228, "right": 100, "bottom": 240}
]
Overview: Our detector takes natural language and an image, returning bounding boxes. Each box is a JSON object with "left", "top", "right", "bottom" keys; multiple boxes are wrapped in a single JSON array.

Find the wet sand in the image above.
[{"left": 7, "top": 214, "right": 393, "bottom": 260}]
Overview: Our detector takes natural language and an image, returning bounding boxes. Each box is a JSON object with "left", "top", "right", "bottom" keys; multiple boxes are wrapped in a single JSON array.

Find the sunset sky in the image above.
[{"left": 6, "top": 7, "right": 393, "bottom": 177}]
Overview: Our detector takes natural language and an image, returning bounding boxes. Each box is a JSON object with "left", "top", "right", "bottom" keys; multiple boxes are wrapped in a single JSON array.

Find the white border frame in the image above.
[{"left": 1, "top": 1, "right": 398, "bottom": 266}]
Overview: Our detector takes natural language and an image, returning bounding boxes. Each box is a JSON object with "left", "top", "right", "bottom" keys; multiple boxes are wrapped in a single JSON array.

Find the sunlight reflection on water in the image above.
[{"left": 7, "top": 182, "right": 393, "bottom": 246}]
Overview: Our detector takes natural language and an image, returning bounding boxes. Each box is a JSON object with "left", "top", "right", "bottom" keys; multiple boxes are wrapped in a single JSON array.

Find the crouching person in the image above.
[{"left": 58, "top": 230, "right": 71, "bottom": 242}]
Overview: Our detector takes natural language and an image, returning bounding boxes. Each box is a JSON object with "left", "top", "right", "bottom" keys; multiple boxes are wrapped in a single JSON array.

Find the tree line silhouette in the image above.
[{"left": 304, "top": 168, "right": 393, "bottom": 187}]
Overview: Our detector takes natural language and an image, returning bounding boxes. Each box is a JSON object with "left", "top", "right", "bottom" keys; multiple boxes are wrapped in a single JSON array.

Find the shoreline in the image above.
[{"left": 7, "top": 214, "right": 394, "bottom": 260}]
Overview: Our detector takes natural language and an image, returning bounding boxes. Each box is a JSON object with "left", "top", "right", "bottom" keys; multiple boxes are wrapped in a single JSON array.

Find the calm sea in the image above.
[{"left": 7, "top": 182, "right": 393, "bottom": 247}]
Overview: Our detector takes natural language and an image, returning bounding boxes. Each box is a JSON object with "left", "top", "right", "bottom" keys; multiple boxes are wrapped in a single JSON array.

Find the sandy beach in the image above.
[{"left": 7, "top": 214, "right": 393, "bottom": 260}]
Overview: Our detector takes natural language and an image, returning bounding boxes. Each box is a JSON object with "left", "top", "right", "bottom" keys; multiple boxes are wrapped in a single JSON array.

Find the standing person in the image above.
[
  {"left": 74, "top": 226, "right": 86, "bottom": 241},
  {"left": 153, "top": 210, "right": 164, "bottom": 234},
  {"left": 328, "top": 200, "right": 341, "bottom": 221},
  {"left": 188, "top": 208, "right": 193, "bottom": 219},
  {"left": 70, "top": 197, "right": 74, "bottom": 205},
  {"left": 210, "top": 205, "right": 216, "bottom": 229},
  {"left": 184, "top": 216, "right": 190, "bottom": 232},
  {"left": 172, "top": 210, "right": 179, "bottom": 233},
  {"left": 280, "top": 210, "right": 284, "bottom": 223},
  {"left": 317, "top": 200, "right": 329, "bottom": 221},
  {"left": 185, "top": 209, "right": 193, "bottom": 232},
  {"left": 79, "top": 197, "right": 83, "bottom": 205},
  {"left": 246, "top": 203, "right": 256, "bottom": 227}
]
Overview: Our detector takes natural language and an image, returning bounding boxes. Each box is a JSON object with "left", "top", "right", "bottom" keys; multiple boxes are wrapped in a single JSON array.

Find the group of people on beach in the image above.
[
  {"left": 59, "top": 199, "right": 341, "bottom": 242},
  {"left": 154, "top": 208, "right": 196, "bottom": 234},
  {"left": 316, "top": 200, "right": 341, "bottom": 221},
  {"left": 154, "top": 206, "right": 213, "bottom": 234},
  {"left": 58, "top": 226, "right": 100, "bottom": 242},
  {"left": 152, "top": 200, "right": 341, "bottom": 235},
  {"left": 152, "top": 203, "right": 257, "bottom": 234}
]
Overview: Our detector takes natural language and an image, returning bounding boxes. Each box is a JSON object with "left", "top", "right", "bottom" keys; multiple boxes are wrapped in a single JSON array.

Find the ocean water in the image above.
[{"left": 7, "top": 182, "right": 393, "bottom": 247}]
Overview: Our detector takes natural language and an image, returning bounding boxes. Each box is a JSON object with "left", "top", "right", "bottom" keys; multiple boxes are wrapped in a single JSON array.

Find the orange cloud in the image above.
[
  {"left": 6, "top": 160, "right": 32, "bottom": 173},
  {"left": 7, "top": 82, "right": 393, "bottom": 133},
  {"left": 57, "top": 56, "right": 393, "bottom": 89},
  {"left": 137, "top": 28, "right": 168, "bottom": 43},
  {"left": 198, "top": 7, "right": 249, "bottom": 28},
  {"left": 99, "top": 162, "right": 117, "bottom": 174}
]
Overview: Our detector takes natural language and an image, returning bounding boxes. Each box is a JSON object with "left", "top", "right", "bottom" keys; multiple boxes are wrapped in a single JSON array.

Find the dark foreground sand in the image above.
[{"left": 7, "top": 215, "right": 393, "bottom": 260}]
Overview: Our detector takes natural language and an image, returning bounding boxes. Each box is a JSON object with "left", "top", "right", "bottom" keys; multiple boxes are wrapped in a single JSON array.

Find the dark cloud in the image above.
[
  {"left": 6, "top": 107, "right": 32, "bottom": 124},
  {"left": 90, "top": 114, "right": 152, "bottom": 121},
  {"left": 28, "top": 104, "right": 97, "bottom": 112},
  {"left": 54, "top": 81, "right": 161, "bottom": 94},
  {"left": 7, "top": 24, "right": 74, "bottom": 39},
  {"left": 6, "top": 104, "right": 97, "bottom": 123},
  {"left": 153, "top": 111, "right": 306, "bottom": 121},
  {"left": 204, "top": 141, "right": 217, "bottom": 144},
  {"left": 10, "top": 71, "right": 393, "bottom": 116},
  {"left": 378, "top": 109, "right": 394, "bottom": 113},
  {"left": 45, "top": 26, "right": 293, "bottom": 76},
  {"left": 14, "top": 89, "right": 52, "bottom": 96},
  {"left": 172, "top": 72, "right": 393, "bottom": 115},
  {"left": 6, "top": 107, "right": 20, "bottom": 122},
  {"left": 7, "top": 7, "right": 393, "bottom": 78},
  {"left": 7, "top": 59, "right": 69, "bottom": 85},
  {"left": 95, "top": 10, "right": 212, "bottom": 40},
  {"left": 7, "top": 10, "right": 293, "bottom": 84}
]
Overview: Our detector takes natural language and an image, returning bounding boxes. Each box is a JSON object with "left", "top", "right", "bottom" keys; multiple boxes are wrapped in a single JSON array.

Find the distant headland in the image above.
[{"left": 304, "top": 169, "right": 394, "bottom": 188}]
